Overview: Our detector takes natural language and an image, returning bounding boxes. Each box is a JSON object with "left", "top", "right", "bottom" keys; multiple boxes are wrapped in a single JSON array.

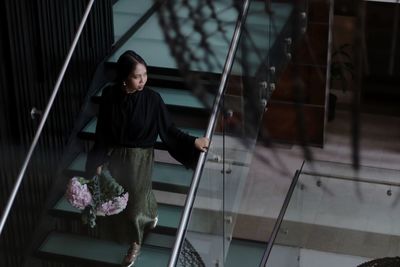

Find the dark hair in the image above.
[{"left": 116, "top": 50, "right": 147, "bottom": 82}]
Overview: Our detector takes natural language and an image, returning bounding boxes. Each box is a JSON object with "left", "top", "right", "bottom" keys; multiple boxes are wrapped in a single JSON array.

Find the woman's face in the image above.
[{"left": 125, "top": 63, "right": 147, "bottom": 92}]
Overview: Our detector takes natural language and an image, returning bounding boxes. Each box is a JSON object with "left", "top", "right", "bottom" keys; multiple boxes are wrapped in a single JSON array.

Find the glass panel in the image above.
[
  {"left": 222, "top": 0, "right": 277, "bottom": 261},
  {"left": 266, "top": 160, "right": 400, "bottom": 267},
  {"left": 175, "top": 0, "right": 304, "bottom": 266},
  {"left": 109, "top": 0, "right": 238, "bottom": 74},
  {"left": 112, "top": 0, "right": 154, "bottom": 43},
  {"left": 224, "top": 0, "right": 308, "bottom": 266}
]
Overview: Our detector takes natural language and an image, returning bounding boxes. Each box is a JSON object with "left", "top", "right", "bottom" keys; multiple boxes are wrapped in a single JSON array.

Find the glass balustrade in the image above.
[
  {"left": 174, "top": 1, "right": 305, "bottom": 266},
  {"left": 265, "top": 160, "right": 400, "bottom": 267},
  {"left": 0, "top": 0, "right": 311, "bottom": 266},
  {"left": 1, "top": 0, "right": 393, "bottom": 266}
]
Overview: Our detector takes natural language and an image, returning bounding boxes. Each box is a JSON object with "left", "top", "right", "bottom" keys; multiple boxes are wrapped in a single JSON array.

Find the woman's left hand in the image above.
[{"left": 195, "top": 137, "right": 210, "bottom": 152}]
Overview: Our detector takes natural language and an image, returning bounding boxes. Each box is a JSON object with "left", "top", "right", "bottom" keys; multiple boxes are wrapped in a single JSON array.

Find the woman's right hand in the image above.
[
  {"left": 96, "top": 165, "right": 103, "bottom": 175},
  {"left": 195, "top": 137, "right": 210, "bottom": 152}
]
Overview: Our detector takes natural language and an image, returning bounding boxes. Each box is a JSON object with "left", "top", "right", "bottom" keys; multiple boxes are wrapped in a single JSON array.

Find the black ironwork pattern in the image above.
[
  {"left": 358, "top": 257, "right": 400, "bottom": 267},
  {"left": 177, "top": 238, "right": 206, "bottom": 267}
]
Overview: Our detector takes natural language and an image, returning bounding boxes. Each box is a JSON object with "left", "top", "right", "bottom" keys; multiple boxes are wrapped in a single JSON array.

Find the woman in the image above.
[{"left": 86, "top": 50, "right": 209, "bottom": 267}]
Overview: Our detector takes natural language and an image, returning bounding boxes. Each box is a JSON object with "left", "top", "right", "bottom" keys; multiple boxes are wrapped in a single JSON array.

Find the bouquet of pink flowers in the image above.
[{"left": 65, "top": 171, "right": 129, "bottom": 227}]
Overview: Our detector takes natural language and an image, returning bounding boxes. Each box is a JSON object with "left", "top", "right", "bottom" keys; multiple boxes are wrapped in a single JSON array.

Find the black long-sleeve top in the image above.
[{"left": 86, "top": 84, "right": 199, "bottom": 173}]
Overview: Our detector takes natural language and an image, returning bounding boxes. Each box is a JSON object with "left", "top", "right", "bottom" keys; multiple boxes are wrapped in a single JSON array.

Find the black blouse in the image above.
[{"left": 86, "top": 84, "right": 199, "bottom": 173}]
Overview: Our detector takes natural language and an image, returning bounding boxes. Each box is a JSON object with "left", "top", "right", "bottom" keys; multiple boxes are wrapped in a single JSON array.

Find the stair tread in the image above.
[
  {"left": 94, "top": 85, "right": 206, "bottom": 110},
  {"left": 108, "top": 2, "right": 294, "bottom": 74},
  {"left": 112, "top": 0, "right": 155, "bottom": 41},
  {"left": 225, "top": 239, "right": 267, "bottom": 267},
  {"left": 113, "top": 0, "right": 153, "bottom": 14},
  {"left": 153, "top": 87, "right": 207, "bottom": 109},
  {"left": 110, "top": 38, "right": 231, "bottom": 73},
  {"left": 53, "top": 198, "right": 182, "bottom": 230},
  {"left": 302, "top": 160, "right": 400, "bottom": 184},
  {"left": 38, "top": 231, "right": 172, "bottom": 266},
  {"left": 80, "top": 117, "right": 205, "bottom": 141},
  {"left": 67, "top": 153, "right": 192, "bottom": 190}
]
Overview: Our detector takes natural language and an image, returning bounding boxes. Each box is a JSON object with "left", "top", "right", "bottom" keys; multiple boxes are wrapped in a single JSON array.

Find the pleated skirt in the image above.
[{"left": 104, "top": 146, "right": 158, "bottom": 244}]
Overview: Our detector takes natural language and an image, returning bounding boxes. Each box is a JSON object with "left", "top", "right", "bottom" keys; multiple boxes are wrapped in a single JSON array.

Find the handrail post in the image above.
[
  {"left": 167, "top": 1, "right": 251, "bottom": 266},
  {"left": 259, "top": 161, "right": 305, "bottom": 267},
  {"left": 0, "top": 0, "right": 96, "bottom": 237}
]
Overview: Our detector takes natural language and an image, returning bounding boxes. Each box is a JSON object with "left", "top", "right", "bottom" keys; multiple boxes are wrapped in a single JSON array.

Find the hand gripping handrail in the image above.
[
  {"left": 167, "top": 0, "right": 251, "bottom": 266},
  {"left": 0, "top": 0, "right": 96, "bottom": 236}
]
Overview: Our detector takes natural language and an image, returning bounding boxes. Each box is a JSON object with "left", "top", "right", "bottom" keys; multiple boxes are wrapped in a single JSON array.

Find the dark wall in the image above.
[
  {"left": 362, "top": 1, "right": 400, "bottom": 114},
  {"left": 0, "top": 0, "right": 113, "bottom": 266}
]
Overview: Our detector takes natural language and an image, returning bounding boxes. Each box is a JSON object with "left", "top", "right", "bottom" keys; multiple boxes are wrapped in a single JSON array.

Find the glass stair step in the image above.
[
  {"left": 78, "top": 117, "right": 205, "bottom": 147},
  {"left": 225, "top": 239, "right": 267, "bottom": 267},
  {"left": 66, "top": 153, "right": 192, "bottom": 194},
  {"left": 93, "top": 85, "right": 207, "bottom": 110},
  {"left": 112, "top": 0, "right": 154, "bottom": 41},
  {"left": 109, "top": 1, "right": 294, "bottom": 74},
  {"left": 110, "top": 38, "right": 232, "bottom": 73},
  {"left": 302, "top": 160, "right": 400, "bottom": 185},
  {"left": 113, "top": 0, "right": 153, "bottom": 14},
  {"left": 37, "top": 231, "right": 172, "bottom": 266},
  {"left": 52, "top": 198, "right": 182, "bottom": 232},
  {"left": 108, "top": 1, "right": 238, "bottom": 73}
]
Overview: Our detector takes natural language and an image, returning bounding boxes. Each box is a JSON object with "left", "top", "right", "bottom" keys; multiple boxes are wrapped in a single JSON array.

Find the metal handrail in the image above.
[
  {"left": 259, "top": 161, "right": 305, "bottom": 267},
  {"left": 0, "top": 0, "right": 96, "bottom": 236},
  {"left": 167, "top": 0, "right": 251, "bottom": 266}
]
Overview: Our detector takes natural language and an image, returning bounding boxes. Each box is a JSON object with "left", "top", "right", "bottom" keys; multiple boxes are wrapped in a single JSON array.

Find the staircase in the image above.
[
  {"left": 31, "top": 60, "right": 212, "bottom": 266},
  {"left": 22, "top": 0, "right": 302, "bottom": 266}
]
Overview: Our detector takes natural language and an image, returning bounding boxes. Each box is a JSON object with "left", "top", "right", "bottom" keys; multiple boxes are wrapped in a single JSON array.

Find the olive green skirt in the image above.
[{"left": 104, "top": 147, "right": 157, "bottom": 244}]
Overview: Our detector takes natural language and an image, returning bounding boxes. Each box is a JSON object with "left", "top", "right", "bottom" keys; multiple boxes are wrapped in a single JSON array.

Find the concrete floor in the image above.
[{"left": 235, "top": 108, "right": 400, "bottom": 261}]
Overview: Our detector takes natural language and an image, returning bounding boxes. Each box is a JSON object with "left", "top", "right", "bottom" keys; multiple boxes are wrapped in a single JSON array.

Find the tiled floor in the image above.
[{"left": 236, "top": 109, "right": 400, "bottom": 260}]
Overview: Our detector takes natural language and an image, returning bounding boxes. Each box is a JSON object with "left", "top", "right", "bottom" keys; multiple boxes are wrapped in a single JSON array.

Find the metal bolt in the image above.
[
  {"left": 270, "top": 83, "right": 276, "bottom": 91},
  {"left": 213, "top": 155, "right": 221, "bottom": 162},
  {"left": 225, "top": 216, "right": 233, "bottom": 224},
  {"left": 300, "top": 12, "right": 307, "bottom": 19},
  {"left": 279, "top": 228, "right": 289, "bottom": 235},
  {"left": 259, "top": 81, "right": 268, "bottom": 90},
  {"left": 269, "top": 66, "right": 276, "bottom": 75},
  {"left": 221, "top": 168, "right": 232, "bottom": 174},
  {"left": 387, "top": 189, "right": 392, "bottom": 196},
  {"left": 226, "top": 109, "right": 233, "bottom": 118},
  {"left": 30, "top": 107, "right": 43, "bottom": 119},
  {"left": 284, "top": 38, "right": 292, "bottom": 60},
  {"left": 261, "top": 98, "right": 267, "bottom": 108},
  {"left": 316, "top": 180, "right": 322, "bottom": 187}
]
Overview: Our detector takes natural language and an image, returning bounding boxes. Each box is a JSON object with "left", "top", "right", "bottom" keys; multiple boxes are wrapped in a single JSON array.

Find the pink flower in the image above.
[
  {"left": 97, "top": 192, "right": 129, "bottom": 216},
  {"left": 65, "top": 177, "right": 129, "bottom": 218},
  {"left": 66, "top": 177, "right": 93, "bottom": 209}
]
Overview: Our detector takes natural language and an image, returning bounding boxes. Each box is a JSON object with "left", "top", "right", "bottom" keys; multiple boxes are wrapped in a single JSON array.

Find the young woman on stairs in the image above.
[{"left": 86, "top": 50, "right": 209, "bottom": 267}]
